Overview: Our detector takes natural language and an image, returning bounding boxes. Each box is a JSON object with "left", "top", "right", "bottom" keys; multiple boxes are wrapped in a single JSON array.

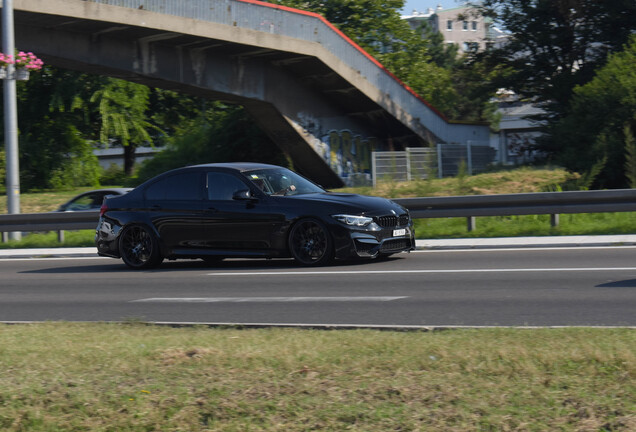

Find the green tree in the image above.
[
  {"left": 13, "top": 66, "right": 104, "bottom": 190},
  {"left": 475, "top": 0, "right": 636, "bottom": 119},
  {"left": 147, "top": 88, "right": 219, "bottom": 142},
  {"left": 449, "top": 55, "right": 505, "bottom": 125},
  {"left": 548, "top": 35, "right": 636, "bottom": 188},
  {"left": 48, "top": 125, "right": 102, "bottom": 189},
  {"left": 91, "top": 79, "right": 162, "bottom": 176},
  {"left": 413, "top": 20, "right": 458, "bottom": 70},
  {"left": 271, "top": 0, "right": 407, "bottom": 51},
  {"left": 134, "top": 105, "right": 290, "bottom": 185},
  {"left": 375, "top": 32, "right": 460, "bottom": 118}
]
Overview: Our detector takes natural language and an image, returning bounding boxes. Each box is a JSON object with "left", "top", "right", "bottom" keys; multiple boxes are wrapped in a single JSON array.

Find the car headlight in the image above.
[{"left": 332, "top": 214, "right": 373, "bottom": 227}]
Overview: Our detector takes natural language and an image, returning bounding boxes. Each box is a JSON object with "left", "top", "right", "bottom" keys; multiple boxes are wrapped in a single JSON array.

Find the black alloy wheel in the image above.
[
  {"left": 119, "top": 224, "right": 163, "bottom": 269},
  {"left": 288, "top": 218, "right": 333, "bottom": 266}
]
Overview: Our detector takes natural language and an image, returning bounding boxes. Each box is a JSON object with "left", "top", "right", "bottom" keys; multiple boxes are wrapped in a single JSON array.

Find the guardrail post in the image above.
[
  {"left": 467, "top": 216, "right": 476, "bottom": 232},
  {"left": 1, "top": 232, "right": 6, "bottom": 243},
  {"left": 58, "top": 230, "right": 65, "bottom": 243},
  {"left": 550, "top": 214, "right": 559, "bottom": 227}
]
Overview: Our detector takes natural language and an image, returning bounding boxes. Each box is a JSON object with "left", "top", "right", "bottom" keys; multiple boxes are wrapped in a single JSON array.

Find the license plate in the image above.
[{"left": 393, "top": 228, "right": 406, "bottom": 237}]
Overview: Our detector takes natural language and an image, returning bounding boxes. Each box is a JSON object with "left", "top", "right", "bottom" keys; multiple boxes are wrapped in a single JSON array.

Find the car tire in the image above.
[
  {"left": 119, "top": 224, "right": 163, "bottom": 269},
  {"left": 288, "top": 218, "right": 334, "bottom": 266}
]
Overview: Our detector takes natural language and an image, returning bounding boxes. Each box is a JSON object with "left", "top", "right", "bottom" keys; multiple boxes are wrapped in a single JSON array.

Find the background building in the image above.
[{"left": 402, "top": 4, "right": 491, "bottom": 53}]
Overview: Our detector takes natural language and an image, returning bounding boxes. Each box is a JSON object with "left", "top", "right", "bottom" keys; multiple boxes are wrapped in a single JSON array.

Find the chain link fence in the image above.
[{"left": 372, "top": 142, "right": 496, "bottom": 186}]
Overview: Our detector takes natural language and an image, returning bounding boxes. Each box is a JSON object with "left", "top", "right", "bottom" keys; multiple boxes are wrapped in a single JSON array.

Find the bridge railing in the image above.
[{"left": 2, "top": 189, "right": 636, "bottom": 242}]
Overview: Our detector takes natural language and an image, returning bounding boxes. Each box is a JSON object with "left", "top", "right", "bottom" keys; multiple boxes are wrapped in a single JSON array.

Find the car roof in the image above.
[
  {"left": 187, "top": 162, "right": 283, "bottom": 172},
  {"left": 133, "top": 163, "right": 288, "bottom": 191}
]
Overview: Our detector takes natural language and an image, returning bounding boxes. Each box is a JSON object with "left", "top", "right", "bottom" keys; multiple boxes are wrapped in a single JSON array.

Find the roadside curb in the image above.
[
  {"left": 3, "top": 321, "right": 636, "bottom": 331},
  {"left": 2, "top": 235, "right": 636, "bottom": 258},
  {"left": 0, "top": 247, "right": 97, "bottom": 258},
  {"left": 415, "top": 235, "right": 636, "bottom": 250}
]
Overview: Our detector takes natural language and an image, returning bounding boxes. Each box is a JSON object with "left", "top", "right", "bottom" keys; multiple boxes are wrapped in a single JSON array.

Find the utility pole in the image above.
[{"left": 2, "top": 0, "right": 21, "bottom": 240}]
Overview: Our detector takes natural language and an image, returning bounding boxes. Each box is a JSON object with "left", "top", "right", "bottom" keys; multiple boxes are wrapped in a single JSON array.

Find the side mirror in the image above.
[{"left": 232, "top": 189, "right": 256, "bottom": 201}]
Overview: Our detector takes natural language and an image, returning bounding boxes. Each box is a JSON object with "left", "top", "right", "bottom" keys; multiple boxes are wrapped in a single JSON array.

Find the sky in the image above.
[{"left": 401, "top": 0, "right": 468, "bottom": 16}]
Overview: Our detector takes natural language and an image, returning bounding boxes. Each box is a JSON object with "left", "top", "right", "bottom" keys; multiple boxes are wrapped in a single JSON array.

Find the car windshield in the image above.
[{"left": 243, "top": 168, "right": 325, "bottom": 196}]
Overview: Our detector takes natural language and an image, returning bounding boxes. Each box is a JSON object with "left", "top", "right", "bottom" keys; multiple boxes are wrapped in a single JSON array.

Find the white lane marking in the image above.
[
  {"left": 207, "top": 267, "right": 636, "bottom": 276},
  {"left": 413, "top": 245, "right": 636, "bottom": 253},
  {"left": 131, "top": 296, "right": 407, "bottom": 303}
]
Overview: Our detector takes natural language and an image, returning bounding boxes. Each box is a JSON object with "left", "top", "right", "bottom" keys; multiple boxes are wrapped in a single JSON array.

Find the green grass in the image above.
[
  {"left": 416, "top": 212, "right": 636, "bottom": 239},
  {"left": 0, "top": 186, "right": 103, "bottom": 214},
  {"left": 0, "top": 323, "right": 634, "bottom": 431},
  {"left": 340, "top": 166, "right": 580, "bottom": 198},
  {"left": 0, "top": 230, "right": 95, "bottom": 249}
]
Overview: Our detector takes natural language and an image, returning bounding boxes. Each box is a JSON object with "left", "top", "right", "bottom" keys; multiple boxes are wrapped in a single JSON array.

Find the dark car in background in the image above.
[
  {"left": 57, "top": 188, "right": 132, "bottom": 212},
  {"left": 95, "top": 163, "right": 415, "bottom": 269}
]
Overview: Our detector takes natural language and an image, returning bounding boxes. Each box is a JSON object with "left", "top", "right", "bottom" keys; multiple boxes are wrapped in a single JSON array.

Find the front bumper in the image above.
[
  {"left": 331, "top": 220, "right": 416, "bottom": 260},
  {"left": 350, "top": 227, "right": 416, "bottom": 257}
]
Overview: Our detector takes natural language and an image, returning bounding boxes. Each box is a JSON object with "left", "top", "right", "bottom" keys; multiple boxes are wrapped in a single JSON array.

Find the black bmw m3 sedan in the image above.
[{"left": 96, "top": 163, "right": 415, "bottom": 269}]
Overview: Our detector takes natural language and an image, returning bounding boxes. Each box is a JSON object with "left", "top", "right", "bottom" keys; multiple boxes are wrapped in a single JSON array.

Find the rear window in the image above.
[{"left": 145, "top": 172, "right": 203, "bottom": 201}]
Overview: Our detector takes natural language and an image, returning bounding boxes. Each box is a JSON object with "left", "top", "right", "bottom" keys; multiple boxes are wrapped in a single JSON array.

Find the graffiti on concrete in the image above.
[
  {"left": 310, "top": 130, "right": 378, "bottom": 186},
  {"left": 506, "top": 131, "right": 543, "bottom": 164},
  {"left": 296, "top": 112, "right": 379, "bottom": 185}
]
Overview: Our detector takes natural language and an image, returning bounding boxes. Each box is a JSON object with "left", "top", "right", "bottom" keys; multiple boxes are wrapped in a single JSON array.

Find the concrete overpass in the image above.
[{"left": 2, "top": 0, "right": 490, "bottom": 187}]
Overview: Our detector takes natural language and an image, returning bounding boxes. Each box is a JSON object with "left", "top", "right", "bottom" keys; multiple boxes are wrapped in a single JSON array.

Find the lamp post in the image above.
[{"left": 2, "top": 0, "right": 21, "bottom": 240}]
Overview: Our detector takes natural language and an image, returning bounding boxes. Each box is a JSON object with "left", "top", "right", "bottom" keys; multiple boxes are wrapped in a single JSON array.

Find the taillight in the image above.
[{"left": 100, "top": 202, "right": 108, "bottom": 217}]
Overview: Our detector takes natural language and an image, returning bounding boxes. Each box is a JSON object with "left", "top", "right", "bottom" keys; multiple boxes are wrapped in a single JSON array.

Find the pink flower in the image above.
[
  {"left": 8, "top": 50, "right": 43, "bottom": 70},
  {"left": 0, "top": 53, "right": 14, "bottom": 67}
]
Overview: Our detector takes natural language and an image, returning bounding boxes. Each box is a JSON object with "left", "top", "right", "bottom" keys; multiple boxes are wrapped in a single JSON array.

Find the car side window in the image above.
[
  {"left": 207, "top": 172, "right": 249, "bottom": 200},
  {"left": 67, "top": 194, "right": 100, "bottom": 210},
  {"left": 145, "top": 172, "right": 202, "bottom": 201}
]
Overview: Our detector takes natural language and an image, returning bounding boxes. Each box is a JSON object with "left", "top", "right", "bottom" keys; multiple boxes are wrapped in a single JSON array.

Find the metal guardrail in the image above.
[
  {"left": 393, "top": 189, "right": 636, "bottom": 218},
  {"left": 0, "top": 210, "right": 100, "bottom": 242},
  {"left": 2, "top": 189, "right": 636, "bottom": 241}
]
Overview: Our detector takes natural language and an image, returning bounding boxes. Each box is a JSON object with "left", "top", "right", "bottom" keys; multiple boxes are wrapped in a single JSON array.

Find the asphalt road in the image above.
[{"left": 2, "top": 246, "right": 636, "bottom": 327}]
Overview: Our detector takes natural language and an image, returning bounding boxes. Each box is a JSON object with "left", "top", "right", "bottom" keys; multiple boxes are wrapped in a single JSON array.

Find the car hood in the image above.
[{"left": 282, "top": 192, "right": 407, "bottom": 215}]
